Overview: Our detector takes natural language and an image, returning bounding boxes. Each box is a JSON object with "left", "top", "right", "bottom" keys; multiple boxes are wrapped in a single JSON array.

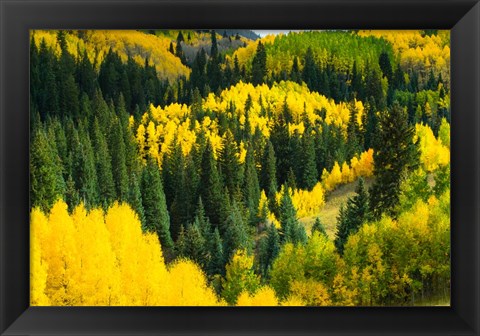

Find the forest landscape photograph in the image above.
[{"left": 29, "top": 29, "right": 451, "bottom": 306}]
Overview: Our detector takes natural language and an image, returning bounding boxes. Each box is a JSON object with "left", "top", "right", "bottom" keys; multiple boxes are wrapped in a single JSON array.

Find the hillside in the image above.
[{"left": 30, "top": 29, "right": 451, "bottom": 307}]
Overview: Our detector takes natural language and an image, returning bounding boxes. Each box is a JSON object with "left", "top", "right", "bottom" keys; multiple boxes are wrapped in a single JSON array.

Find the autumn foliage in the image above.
[{"left": 31, "top": 201, "right": 224, "bottom": 306}]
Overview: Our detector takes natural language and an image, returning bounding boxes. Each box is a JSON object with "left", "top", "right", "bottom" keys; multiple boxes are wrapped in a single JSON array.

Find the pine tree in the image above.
[
  {"left": 365, "top": 65, "right": 385, "bottom": 110},
  {"left": 208, "top": 227, "right": 225, "bottom": 276},
  {"left": 258, "top": 223, "right": 280, "bottom": 278},
  {"left": 393, "top": 65, "right": 406, "bottom": 91},
  {"left": 243, "top": 146, "right": 261, "bottom": 226},
  {"left": 109, "top": 118, "right": 129, "bottom": 202},
  {"left": 200, "top": 141, "right": 225, "bottom": 227},
  {"left": 290, "top": 56, "right": 301, "bottom": 83},
  {"left": 279, "top": 187, "right": 307, "bottom": 245},
  {"left": 181, "top": 221, "right": 207, "bottom": 268},
  {"left": 369, "top": 102, "right": 420, "bottom": 219},
  {"left": 207, "top": 31, "right": 222, "bottom": 92},
  {"left": 127, "top": 172, "right": 145, "bottom": 226},
  {"left": 162, "top": 139, "right": 184, "bottom": 210},
  {"left": 64, "top": 174, "right": 80, "bottom": 213},
  {"left": 350, "top": 60, "right": 363, "bottom": 99},
  {"left": 190, "top": 49, "right": 207, "bottom": 95},
  {"left": 30, "top": 128, "right": 65, "bottom": 212},
  {"left": 311, "top": 217, "right": 327, "bottom": 237},
  {"left": 141, "top": 157, "right": 174, "bottom": 250},
  {"left": 270, "top": 101, "right": 291, "bottom": 186},
  {"left": 251, "top": 41, "right": 267, "bottom": 85},
  {"left": 223, "top": 200, "right": 251, "bottom": 262},
  {"left": 299, "top": 130, "right": 318, "bottom": 190},
  {"left": 91, "top": 118, "right": 115, "bottom": 207},
  {"left": 219, "top": 130, "right": 242, "bottom": 195},
  {"left": 210, "top": 30, "right": 218, "bottom": 58},
  {"left": 346, "top": 103, "right": 362, "bottom": 158},
  {"left": 335, "top": 178, "right": 369, "bottom": 254},
  {"left": 363, "top": 97, "right": 378, "bottom": 150},
  {"left": 379, "top": 51, "right": 393, "bottom": 82},
  {"left": 72, "top": 125, "right": 99, "bottom": 209},
  {"left": 260, "top": 140, "right": 278, "bottom": 212},
  {"left": 170, "top": 150, "right": 192, "bottom": 240},
  {"left": 302, "top": 47, "right": 317, "bottom": 90}
]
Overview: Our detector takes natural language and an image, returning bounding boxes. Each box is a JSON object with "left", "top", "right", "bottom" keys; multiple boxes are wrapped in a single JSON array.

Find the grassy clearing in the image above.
[{"left": 299, "top": 177, "right": 374, "bottom": 239}]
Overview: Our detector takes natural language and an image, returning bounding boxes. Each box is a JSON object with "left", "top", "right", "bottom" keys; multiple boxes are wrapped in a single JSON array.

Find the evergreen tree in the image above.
[
  {"left": 251, "top": 41, "right": 267, "bottom": 85},
  {"left": 270, "top": 101, "right": 291, "bottom": 186},
  {"left": 223, "top": 200, "right": 252, "bottom": 262},
  {"left": 190, "top": 49, "right": 208, "bottom": 95},
  {"left": 393, "top": 65, "right": 406, "bottom": 91},
  {"left": 369, "top": 102, "right": 420, "bottom": 219},
  {"left": 279, "top": 187, "right": 307, "bottom": 245},
  {"left": 311, "top": 217, "right": 327, "bottom": 237},
  {"left": 350, "top": 60, "right": 363, "bottom": 99},
  {"left": 109, "top": 118, "right": 129, "bottom": 202},
  {"left": 64, "top": 174, "right": 80, "bottom": 212},
  {"left": 335, "top": 177, "right": 369, "bottom": 254},
  {"left": 76, "top": 49, "right": 97, "bottom": 99},
  {"left": 346, "top": 103, "right": 362, "bottom": 158},
  {"left": 127, "top": 172, "right": 145, "bottom": 226},
  {"left": 162, "top": 139, "right": 184, "bottom": 210},
  {"left": 179, "top": 221, "right": 207, "bottom": 268},
  {"left": 206, "top": 31, "right": 222, "bottom": 92},
  {"left": 208, "top": 228, "right": 225, "bottom": 276},
  {"left": 363, "top": 97, "right": 378, "bottom": 150},
  {"left": 141, "top": 157, "right": 174, "bottom": 250},
  {"left": 260, "top": 140, "right": 278, "bottom": 211},
  {"left": 71, "top": 125, "right": 99, "bottom": 209},
  {"left": 91, "top": 118, "right": 116, "bottom": 207},
  {"left": 30, "top": 128, "right": 65, "bottom": 212},
  {"left": 210, "top": 30, "right": 218, "bottom": 57},
  {"left": 379, "top": 51, "right": 393, "bottom": 82},
  {"left": 365, "top": 65, "right": 385, "bottom": 110},
  {"left": 290, "top": 56, "right": 302, "bottom": 83},
  {"left": 233, "top": 55, "right": 241, "bottom": 83},
  {"left": 242, "top": 146, "right": 261, "bottom": 225},
  {"left": 218, "top": 130, "right": 242, "bottom": 195},
  {"left": 302, "top": 47, "right": 317, "bottom": 90},
  {"left": 299, "top": 130, "right": 318, "bottom": 190},
  {"left": 258, "top": 223, "right": 280, "bottom": 278},
  {"left": 169, "top": 150, "right": 192, "bottom": 240},
  {"left": 200, "top": 141, "right": 225, "bottom": 227}
]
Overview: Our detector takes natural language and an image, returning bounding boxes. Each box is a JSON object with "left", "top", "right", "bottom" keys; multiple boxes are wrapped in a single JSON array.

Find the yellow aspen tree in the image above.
[
  {"left": 136, "top": 124, "right": 147, "bottom": 163},
  {"left": 44, "top": 200, "right": 81, "bottom": 305},
  {"left": 105, "top": 202, "right": 157, "bottom": 305},
  {"left": 30, "top": 208, "right": 50, "bottom": 306},
  {"left": 289, "top": 279, "right": 332, "bottom": 306},
  {"left": 166, "top": 260, "right": 223, "bottom": 306},
  {"left": 341, "top": 162, "right": 352, "bottom": 184},
  {"left": 281, "top": 295, "right": 305, "bottom": 306},
  {"left": 71, "top": 205, "right": 121, "bottom": 305},
  {"left": 236, "top": 286, "right": 279, "bottom": 306}
]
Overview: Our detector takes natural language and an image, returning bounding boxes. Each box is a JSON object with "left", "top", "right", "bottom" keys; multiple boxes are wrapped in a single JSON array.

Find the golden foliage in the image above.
[
  {"left": 32, "top": 30, "right": 190, "bottom": 81},
  {"left": 290, "top": 279, "right": 332, "bottom": 306},
  {"left": 414, "top": 123, "right": 450, "bottom": 172},
  {"left": 358, "top": 30, "right": 450, "bottom": 86},
  {"left": 322, "top": 149, "right": 374, "bottom": 192},
  {"left": 291, "top": 183, "right": 325, "bottom": 218},
  {"left": 30, "top": 200, "right": 224, "bottom": 306},
  {"left": 236, "top": 286, "right": 279, "bottom": 306}
]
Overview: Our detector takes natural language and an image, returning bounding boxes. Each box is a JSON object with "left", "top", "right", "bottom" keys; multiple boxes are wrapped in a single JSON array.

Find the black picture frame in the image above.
[{"left": 1, "top": 0, "right": 479, "bottom": 335}]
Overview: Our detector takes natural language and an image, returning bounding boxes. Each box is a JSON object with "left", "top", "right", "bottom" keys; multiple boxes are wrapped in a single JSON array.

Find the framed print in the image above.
[{"left": 1, "top": 0, "right": 479, "bottom": 335}]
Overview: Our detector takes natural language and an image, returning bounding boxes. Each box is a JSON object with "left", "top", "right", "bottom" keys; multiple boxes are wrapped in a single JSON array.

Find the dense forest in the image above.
[{"left": 30, "top": 29, "right": 450, "bottom": 306}]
